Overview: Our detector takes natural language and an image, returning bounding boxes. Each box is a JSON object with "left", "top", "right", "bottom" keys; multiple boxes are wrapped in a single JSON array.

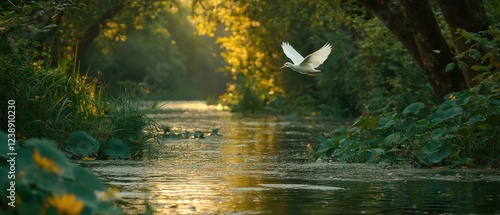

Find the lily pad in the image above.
[
  {"left": 66, "top": 131, "right": 100, "bottom": 157},
  {"left": 102, "top": 138, "right": 131, "bottom": 159}
]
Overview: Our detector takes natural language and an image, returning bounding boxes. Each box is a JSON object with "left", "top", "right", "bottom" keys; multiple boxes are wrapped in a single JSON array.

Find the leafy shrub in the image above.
[
  {"left": 0, "top": 132, "right": 122, "bottom": 215},
  {"left": 0, "top": 61, "right": 160, "bottom": 160},
  {"left": 314, "top": 72, "right": 500, "bottom": 167},
  {"left": 447, "top": 25, "right": 500, "bottom": 76},
  {"left": 0, "top": 1, "right": 160, "bottom": 161},
  {"left": 313, "top": 26, "right": 500, "bottom": 168}
]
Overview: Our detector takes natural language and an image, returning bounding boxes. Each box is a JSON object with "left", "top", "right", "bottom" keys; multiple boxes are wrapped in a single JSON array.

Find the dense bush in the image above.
[
  {"left": 190, "top": 1, "right": 440, "bottom": 116},
  {"left": 313, "top": 27, "right": 500, "bottom": 168},
  {"left": 314, "top": 76, "right": 499, "bottom": 167},
  {"left": 0, "top": 2, "right": 161, "bottom": 213},
  {"left": 0, "top": 1, "right": 161, "bottom": 160},
  {"left": 2, "top": 64, "right": 160, "bottom": 160}
]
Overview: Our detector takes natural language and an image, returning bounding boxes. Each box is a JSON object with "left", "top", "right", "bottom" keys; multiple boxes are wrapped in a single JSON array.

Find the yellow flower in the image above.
[
  {"left": 33, "top": 148, "right": 62, "bottom": 174},
  {"left": 449, "top": 94, "right": 457, "bottom": 100},
  {"left": 46, "top": 194, "right": 84, "bottom": 215}
]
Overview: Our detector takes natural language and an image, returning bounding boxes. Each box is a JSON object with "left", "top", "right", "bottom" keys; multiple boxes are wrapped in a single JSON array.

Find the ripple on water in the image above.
[{"left": 259, "top": 184, "right": 345, "bottom": 191}]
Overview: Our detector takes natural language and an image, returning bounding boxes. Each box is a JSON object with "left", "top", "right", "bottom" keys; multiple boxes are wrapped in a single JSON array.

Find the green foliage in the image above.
[
  {"left": 402, "top": 102, "right": 425, "bottom": 116},
  {"left": 104, "top": 97, "right": 161, "bottom": 159},
  {"left": 229, "top": 83, "right": 268, "bottom": 114},
  {"left": 161, "top": 126, "right": 223, "bottom": 139},
  {"left": 0, "top": 1, "right": 161, "bottom": 160},
  {"left": 313, "top": 24, "right": 500, "bottom": 167},
  {"left": 0, "top": 132, "right": 122, "bottom": 215},
  {"left": 452, "top": 24, "right": 500, "bottom": 76},
  {"left": 66, "top": 131, "right": 100, "bottom": 157},
  {"left": 340, "top": 15, "right": 435, "bottom": 115},
  {"left": 313, "top": 72, "right": 500, "bottom": 167},
  {"left": 0, "top": 62, "right": 159, "bottom": 160},
  {"left": 79, "top": 0, "right": 226, "bottom": 99},
  {"left": 192, "top": 0, "right": 435, "bottom": 116},
  {"left": 102, "top": 138, "right": 132, "bottom": 159},
  {"left": 65, "top": 130, "right": 135, "bottom": 160}
]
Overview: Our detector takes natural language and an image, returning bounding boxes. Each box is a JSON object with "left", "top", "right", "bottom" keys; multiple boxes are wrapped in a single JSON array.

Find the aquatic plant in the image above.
[
  {"left": 102, "top": 138, "right": 132, "bottom": 159},
  {"left": 64, "top": 130, "right": 135, "bottom": 159},
  {"left": 1, "top": 54, "right": 161, "bottom": 160},
  {"left": 313, "top": 28, "right": 500, "bottom": 168},
  {"left": 66, "top": 131, "right": 101, "bottom": 157},
  {"left": 161, "top": 126, "right": 223, "bottom": 139},
  {"left": 0, "top": 132, "right": 123, "bottom": 215},
  {"left": 314, "top": 74, "right": 499, "bottom": 167},
  {"left": 0, "top": 1, "right": 161, "bottom": 160}
]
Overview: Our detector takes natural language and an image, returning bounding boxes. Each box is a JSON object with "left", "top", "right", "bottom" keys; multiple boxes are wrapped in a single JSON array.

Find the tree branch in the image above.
[
  {"left": 359, "top": 0, "right": 468, "bottom": 101},
  {"left": 76, "top": 2, "right": 125, "bottom": 61}
]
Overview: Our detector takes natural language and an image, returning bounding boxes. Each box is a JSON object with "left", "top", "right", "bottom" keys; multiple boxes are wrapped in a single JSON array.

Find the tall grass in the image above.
[{"left": 9, "top": 58, "right": 160, "bottom": 159}]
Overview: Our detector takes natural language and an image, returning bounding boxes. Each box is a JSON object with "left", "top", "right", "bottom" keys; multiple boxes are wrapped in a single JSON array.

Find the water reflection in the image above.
[{"left": 81, "top": 101, "right": 500, "bottom": 214}]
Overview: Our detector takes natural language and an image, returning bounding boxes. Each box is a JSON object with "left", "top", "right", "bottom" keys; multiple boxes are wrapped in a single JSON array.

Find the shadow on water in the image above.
[{"left": 80, "top": 101, "right": 500, "bottom": 214}]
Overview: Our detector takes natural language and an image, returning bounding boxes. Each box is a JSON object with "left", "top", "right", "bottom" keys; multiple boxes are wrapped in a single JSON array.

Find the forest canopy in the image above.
[
  {"left": 1, "top": 0, "right": 499, "bottom": 116},
  {"left": 191, "top": 0, "right": 499, "bottom": 115},
  {"left": 1, "top": 0, "right": 228, "bottom": 101}
]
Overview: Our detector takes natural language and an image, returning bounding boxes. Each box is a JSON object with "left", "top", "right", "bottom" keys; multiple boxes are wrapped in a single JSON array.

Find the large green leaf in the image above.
[
  {"left": 383, "top": 132, "right": 400, "bottom": 146},
  {"left": 377, "top": 116, "right": 396, "bottom": 130},
  {"left": 102, "top": 138, "right": 132, "bottom": 159},
  {"left": 445, "top": 62, "right": 455, "bottom": 72},
  {"left": 422, "top": 140, "right": 441, "bottom": 154},
  {"left": 66, "top": 131, "right": 100, "bottom": 157},
  {"left": 352, "top": 116, "right": 379, "bottom": 130},
  {"left": 402, "top": 102, "right": 425, "bottom": 116},
  {"left": 64, "top": 165, "right": 105, "bottom": 209},
  {"left": 430, "top": 127, "right": 446, "bottom": 141},
  {"left": 316, "top": 138, "right": 333, "bottom": 153},
  {"left": 314, "top": 134, "right": 338, "bottom": 159},
  {"left": 15, "top": 138, "right": 74, "bottom": 191},
  {"left": 456, "top": 95, "right": 471, "bottom": 106},
  {"left": 432, "top": 106, "right": 464, "bottom": 123},
  {"left": 464, "top": 115, "right": 483, "bottom": 125},
  {"left": 421, "top": 140, "right": 451, "bottom": 164},
  {"left": 437, "top": 99, "right": 456, "bottom": 110},
  {"left": 366, "top": 148, "right": 385, "bottom": 162}
]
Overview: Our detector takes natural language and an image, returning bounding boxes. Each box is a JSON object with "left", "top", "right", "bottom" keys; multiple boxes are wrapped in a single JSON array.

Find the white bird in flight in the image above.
[{"left": 280, "top": 42, "right": 332, "bottom": 76}]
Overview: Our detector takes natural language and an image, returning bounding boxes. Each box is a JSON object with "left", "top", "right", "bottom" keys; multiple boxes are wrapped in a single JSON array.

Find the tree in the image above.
[
  {"left": 436, "top": 0, "right": 489, "bottom": 87},
  {"left": 75, "top": 1, "right": 125, "bottom": 60},
  {"left": 359, "top": 0, "right": 489, "bottom": 101},
  {"left": 189, "top": 0, "right": 436, "bottom": 114}
]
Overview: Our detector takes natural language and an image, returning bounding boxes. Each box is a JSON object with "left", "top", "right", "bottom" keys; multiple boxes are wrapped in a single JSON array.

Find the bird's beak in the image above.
[{"left": 280, "top": 65, "right": 286, "bottom": 69}]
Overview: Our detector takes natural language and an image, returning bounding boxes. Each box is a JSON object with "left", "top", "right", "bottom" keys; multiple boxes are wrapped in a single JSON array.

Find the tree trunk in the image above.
[
  {"left": 359, "top": 0, "right": 468, "bottom": 101},
  {"left": 76, "top": 2, "right": 124, "bottom": 61},
  {"left": 436, "top": 0, "right": 489, "bottom": 87}
]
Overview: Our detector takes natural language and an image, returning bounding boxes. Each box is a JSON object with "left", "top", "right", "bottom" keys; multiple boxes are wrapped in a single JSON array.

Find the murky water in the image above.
[{"left": 81, "top": 101, "right": 500, "bottom": 214}]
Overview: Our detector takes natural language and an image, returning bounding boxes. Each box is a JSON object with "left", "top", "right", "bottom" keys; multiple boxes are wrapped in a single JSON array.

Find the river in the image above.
[{"left": 81, "top": 101, "right": 500, "bottom": 214}]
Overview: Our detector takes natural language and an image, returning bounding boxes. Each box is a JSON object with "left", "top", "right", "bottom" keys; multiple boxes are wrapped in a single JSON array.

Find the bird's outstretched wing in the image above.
[
  {"left": 281, "top": 42, "right": 304, "bottom": 65},
  {"left": 300, "top": 43, "right": 332, "bottom": 69}
]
